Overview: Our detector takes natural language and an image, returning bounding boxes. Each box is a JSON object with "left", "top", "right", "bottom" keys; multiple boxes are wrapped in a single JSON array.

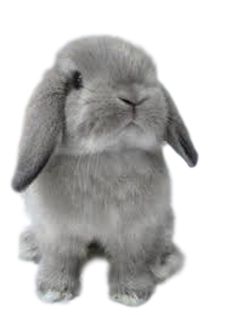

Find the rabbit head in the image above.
[{"left": 12, "top": 36, "right": 198, "bottom": 192}]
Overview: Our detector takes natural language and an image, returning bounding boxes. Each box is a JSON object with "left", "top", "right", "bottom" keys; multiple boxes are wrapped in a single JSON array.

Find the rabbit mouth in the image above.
[
  {"left": 126, "top": 120, "right": 137, "bottom": 126},
  {"left": 123, "top": 120, "right": 145, "bottom": 135},
  {"left": 125, "top": 121, "right": 141, "bottom": 130}
]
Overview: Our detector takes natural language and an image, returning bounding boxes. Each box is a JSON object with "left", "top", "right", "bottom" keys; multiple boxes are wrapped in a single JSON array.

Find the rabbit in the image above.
[{"left": 12, "top": 36, "right": 198, "bottom": 307}]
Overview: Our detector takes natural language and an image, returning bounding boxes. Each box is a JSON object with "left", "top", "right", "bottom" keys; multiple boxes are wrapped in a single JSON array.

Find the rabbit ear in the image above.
[
  {"left": 161, "top": 83, "right": 198, "bottom": 167},
  {"left": 12, "top": 68, "right": 67, "bottom": 192}
]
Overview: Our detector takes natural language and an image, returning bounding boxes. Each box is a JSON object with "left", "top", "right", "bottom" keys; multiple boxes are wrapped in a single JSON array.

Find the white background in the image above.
[{"left": 0, "top": 0, "right": 235, "bottom": 314}]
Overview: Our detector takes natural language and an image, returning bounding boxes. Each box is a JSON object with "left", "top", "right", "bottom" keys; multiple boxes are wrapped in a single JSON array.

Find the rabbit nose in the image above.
[
  {"left": 119, "top": 97, "right": 137, "bottom": 107},
  {"left": 118, "top": 96, "right": 148, "bottom": 107}
]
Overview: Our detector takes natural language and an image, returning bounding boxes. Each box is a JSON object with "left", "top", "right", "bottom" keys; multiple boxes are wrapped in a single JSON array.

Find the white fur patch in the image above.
[
  {"left": 38, "top": 290, "right": 74, "bottom": 303},
  {"left": 79, "top": 135, "right": 112, "bottom": 154},
  {"left": 111, "top": 292, "right": 147, "bottom": 307},
  {"left": 79, "top": 125, "right": 157, "bottom": 154},
  {"left": 120, "top": 125, "right": 157, "bottom": 150}
]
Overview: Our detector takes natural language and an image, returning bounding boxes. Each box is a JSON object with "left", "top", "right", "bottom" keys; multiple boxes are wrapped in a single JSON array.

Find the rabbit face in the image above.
[
  {"left": 12, "top": 36, "right": 197, "bottom": 192},
  {"left": 59, "top": 37, "right": 168, "bottom": 154}
]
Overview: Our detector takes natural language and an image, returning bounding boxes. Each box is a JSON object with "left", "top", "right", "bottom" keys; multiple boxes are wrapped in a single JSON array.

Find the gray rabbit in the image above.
[{"left": 12, "top": 36, "right": 198, "bottom": 306}]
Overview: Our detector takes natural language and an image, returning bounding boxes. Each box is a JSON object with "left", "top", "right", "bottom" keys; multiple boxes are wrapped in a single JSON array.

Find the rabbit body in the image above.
[
  {"left": 26, "top": 150, "right": 171, "bottom": 251},
  {"left": 14, "top": 36, "right": 197, "bottom": 306},
  {"left": 24, "top": 149, "right": 176, "bottom": 305}
]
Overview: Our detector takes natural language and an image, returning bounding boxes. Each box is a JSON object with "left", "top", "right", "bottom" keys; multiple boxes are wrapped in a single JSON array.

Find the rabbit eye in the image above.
[{"left": 72, "top": 71, "right": 83, "bottom": 89}]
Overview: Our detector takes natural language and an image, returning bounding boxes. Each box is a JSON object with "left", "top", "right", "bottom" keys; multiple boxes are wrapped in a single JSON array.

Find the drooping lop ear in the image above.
[
  {"left": 12, "top": 67, "right": 67, "bottom": 192},
  {"left": 161, "top": 83, "right": 198, "bottom": 167}
]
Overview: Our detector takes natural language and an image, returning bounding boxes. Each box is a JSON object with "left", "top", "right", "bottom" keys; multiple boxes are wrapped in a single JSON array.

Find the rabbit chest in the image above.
[{"left": 26, "top": 149, "right": 170, "bottom": 242}]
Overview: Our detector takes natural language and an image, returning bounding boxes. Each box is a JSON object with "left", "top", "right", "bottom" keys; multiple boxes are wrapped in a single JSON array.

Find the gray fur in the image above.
[
  {"left": 19, "top": 227, "right": 41, "bottom": 262},
  {"left": 13, "top": 36, "right": 197, "bottom": 306}
]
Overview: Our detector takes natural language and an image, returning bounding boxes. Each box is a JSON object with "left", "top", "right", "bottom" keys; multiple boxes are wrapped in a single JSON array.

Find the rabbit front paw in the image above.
[
  {"left": 36, "top": 259, "right": 80, "bottom": 303},
  {"left": 109, "top": 267, "right": 155, "bottom": 307},
  {"left": 110, "top": 286, "right": 153, "bottom": 307},
  {"left": 37, "top": 273, "right": 79, "bottom": 303}
]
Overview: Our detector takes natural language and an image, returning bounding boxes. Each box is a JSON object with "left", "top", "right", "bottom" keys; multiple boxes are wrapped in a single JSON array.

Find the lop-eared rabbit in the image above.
[{"left": 12, "top": 36, "right": 198, "bottom": 306}]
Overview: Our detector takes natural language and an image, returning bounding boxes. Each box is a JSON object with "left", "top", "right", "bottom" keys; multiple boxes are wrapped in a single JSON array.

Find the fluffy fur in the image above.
[{"left": 13, "top": 36, "right": 198, "bottom": 306}]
